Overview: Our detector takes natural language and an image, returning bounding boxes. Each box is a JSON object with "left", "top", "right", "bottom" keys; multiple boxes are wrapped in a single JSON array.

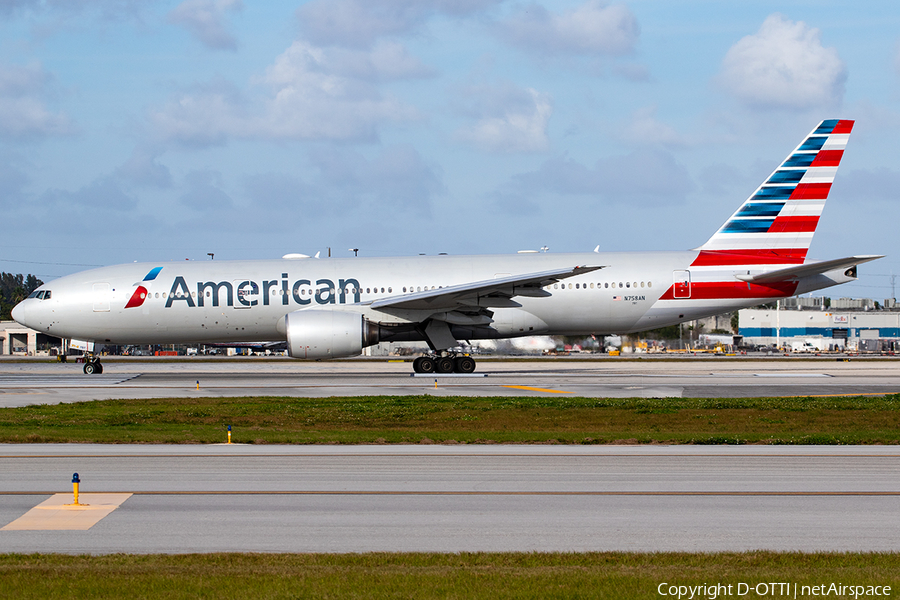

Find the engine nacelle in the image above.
[{"left": 283, "top": 310, "right": 379, "bottom": 359}]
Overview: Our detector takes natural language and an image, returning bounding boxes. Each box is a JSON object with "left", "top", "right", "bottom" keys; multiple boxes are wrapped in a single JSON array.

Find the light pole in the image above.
[{"left": 776, "top": 299, "right": 781, "bottom": 350}]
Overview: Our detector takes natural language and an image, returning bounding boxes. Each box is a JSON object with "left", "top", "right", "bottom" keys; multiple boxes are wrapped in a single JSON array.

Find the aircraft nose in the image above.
[{"left": 11, "top": 301, "right": 27, "bottom": 326}]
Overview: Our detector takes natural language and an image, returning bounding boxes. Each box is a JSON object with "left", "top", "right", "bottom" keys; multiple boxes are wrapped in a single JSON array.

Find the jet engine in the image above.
[{"left": 283, "top": 310, "right": 380, "bottom": 359}]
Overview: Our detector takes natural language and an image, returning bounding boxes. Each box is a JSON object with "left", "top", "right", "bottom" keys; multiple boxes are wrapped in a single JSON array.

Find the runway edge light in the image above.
[
  {"left": 69, "top": 473, "right": 82, "bottom": 506},
  {"left": 227, "top": 424, "right": 232, "bottom": 444}
]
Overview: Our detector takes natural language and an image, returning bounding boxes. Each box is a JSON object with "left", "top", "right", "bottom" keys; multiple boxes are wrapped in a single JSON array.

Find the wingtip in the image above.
[
  {"left": 573, "top": 265, "right": 605, "bottom": 275},
  {"left": 851, "top": 254, "right": 885, "bottom": 262}
]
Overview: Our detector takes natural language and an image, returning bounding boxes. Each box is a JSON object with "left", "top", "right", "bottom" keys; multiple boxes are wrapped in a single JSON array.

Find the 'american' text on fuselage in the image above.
[{"left": 164, "top": 274, "right": 362, "bottom": 308}]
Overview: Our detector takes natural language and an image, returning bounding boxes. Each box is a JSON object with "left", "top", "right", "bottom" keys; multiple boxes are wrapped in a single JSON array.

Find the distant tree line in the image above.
[{"left": 1, "top": 273, "right": 43, "bottom": 320}]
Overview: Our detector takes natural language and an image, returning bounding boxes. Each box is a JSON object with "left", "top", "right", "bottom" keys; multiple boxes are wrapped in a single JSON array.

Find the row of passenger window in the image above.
[{"left": 550, "top": 281, "right": 652, "bottom": 290}]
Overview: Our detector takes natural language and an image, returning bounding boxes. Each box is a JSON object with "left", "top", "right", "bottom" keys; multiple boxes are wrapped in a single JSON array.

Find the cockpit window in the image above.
[
  {"left": 43, "top": 291, "right": 51, "bottom": 300},
  {"left": 27, "top": 291, "right": 40, "bottom": 299}
]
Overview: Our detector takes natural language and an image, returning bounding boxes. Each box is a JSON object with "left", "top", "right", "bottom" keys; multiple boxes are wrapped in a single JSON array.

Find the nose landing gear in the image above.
[{"left": 82, "top": 354, "right": 103, "bottom": 375}]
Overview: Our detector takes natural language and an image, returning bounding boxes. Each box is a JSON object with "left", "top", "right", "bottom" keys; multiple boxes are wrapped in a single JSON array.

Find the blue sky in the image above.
[{"left": 1, "top": 0, "right": 899, "bottom": 300}]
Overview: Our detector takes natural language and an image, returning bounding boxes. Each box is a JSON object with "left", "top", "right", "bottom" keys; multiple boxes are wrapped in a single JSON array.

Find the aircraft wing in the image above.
[
  {"left": 368, "top": 265, "right": 604, "bottom": 312},
  {"left": 735, "top": 255, "right": 883, "bottom": 283}
]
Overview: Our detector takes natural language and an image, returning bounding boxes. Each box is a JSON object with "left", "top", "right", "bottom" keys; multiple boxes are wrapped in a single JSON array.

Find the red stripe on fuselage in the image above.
[
  {"left": 768, "top": 216, "right": 819, "bottom": 233},
  {"left": 691, "top": 249, "right": 807, "bottom": 267},
  {"left": 658, "top": 280, "right": 799, "bottom": 300}
]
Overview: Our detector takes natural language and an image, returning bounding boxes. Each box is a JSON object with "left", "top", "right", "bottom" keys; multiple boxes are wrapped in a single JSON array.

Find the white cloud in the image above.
[
  {"left": 307, "top": 144, "right": 443, "bottom": 214},
  {"left": 267, "top": 40, "right": 432, "bottom": 84},
  {"left": 115, "top": 145, "right": 173, "bottom": 188},
  {"left": 498, "top": 149, "right": 694, "bottom": 206},
  {"left": 147, "top": 78, "right": 245, "bottom": 147},
  {"left": 0, "top": 153, "right": 30, "bottom": 209},
  {"left": 719, "top": 14, "right": 846, "bottom": 110},
  {"left": 148, "top": 41, "right": 421, "bottom": 145},
  {"left": 243, "top": 145, "right": 443, "bottom": 220},
  {"left": 296, "top": 0, "right": 502, "bottom": 48},
  {"left": 622, "top": 107, "right": 683, "bottom": 147},
  {"left": 167, "top": 0, "right": 242, "bottom": 51},
  {"left": 612, "top": 62, "right": 650, "bottom": 81},
  {"left": 835, "top": 167, "right": 900, "bottom": 205},
  {"left": 0, "top": 0, "right": 151, "bottom": 18},
  {"left": 179, "top": 168, "right": 234, "bottom": 210},
  {"left": 19, "top": 176, "right": 163, "bottom": 246},
  {"left": 498, "top": 1, "right": 639, "bottom": 56},
  {"left": 455, "top": 85, "right": 552, "bottom": 153},
  {"left": 41, "top": 177, "right": 137, "bottom": 212},
  {"left": 0, "top": 63, "right": 75, "bottom": 139}
]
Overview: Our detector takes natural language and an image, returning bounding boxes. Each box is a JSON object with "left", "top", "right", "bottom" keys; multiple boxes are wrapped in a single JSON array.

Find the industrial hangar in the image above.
[{"left": 739, "top": 297, "right": 900, "bottom": 351}]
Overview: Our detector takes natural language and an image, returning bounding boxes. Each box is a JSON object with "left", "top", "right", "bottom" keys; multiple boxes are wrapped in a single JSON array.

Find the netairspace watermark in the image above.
[{"left": 657, "top": 582, "right": 892, "bottom": 599}]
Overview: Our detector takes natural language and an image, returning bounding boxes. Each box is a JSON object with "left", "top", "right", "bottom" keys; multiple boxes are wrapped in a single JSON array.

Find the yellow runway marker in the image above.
[
  {"left": 502, "top": 385, "right": 572, "bottom": 394},
  {"left": 1, "top": 493, "right": 132, "bottom": 531}
]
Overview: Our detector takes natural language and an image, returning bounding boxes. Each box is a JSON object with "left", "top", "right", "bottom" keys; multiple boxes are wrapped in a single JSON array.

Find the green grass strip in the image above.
[
  {"left": 2, "top": 394, "right": 900, "bottom": 444},
  {"left": 0, "top": 552, "right": 898, "bottom": 599}
]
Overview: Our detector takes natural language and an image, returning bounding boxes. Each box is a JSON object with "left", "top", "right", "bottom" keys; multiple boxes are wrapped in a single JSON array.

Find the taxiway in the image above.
[{"left": 1, "top": 357, "right": 899, "bottom": 407}]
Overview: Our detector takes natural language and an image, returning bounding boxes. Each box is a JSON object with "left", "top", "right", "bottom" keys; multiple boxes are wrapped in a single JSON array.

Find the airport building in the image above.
[
  {"left": 0, "top": 321, "right": 62, "bottom": 356},
  {"left": 738, "top": 298, "right": 900, "bottom": 351}
]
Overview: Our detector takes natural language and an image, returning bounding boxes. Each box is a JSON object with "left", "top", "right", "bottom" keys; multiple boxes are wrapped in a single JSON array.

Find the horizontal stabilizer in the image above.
[
  {"left": 735, "top": 255, "right": 883, "bottom": 283},
  {"left": 370, "top": 265, "right": 604, "bottom": 312}
]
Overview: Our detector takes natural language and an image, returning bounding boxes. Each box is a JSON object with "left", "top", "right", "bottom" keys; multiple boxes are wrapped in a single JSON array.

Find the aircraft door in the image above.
[
  {"left": 92, "top": 283, "right": 110, "bottom": 312},
  {"left": 673, "top": 270, "right": 691, "bottom": 299}
]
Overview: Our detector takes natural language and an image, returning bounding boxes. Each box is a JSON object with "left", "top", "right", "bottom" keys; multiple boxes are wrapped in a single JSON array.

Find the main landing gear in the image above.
[
  {"left": 82, "top": 354, "right": 103, "bottom": 375},
  {"left": 412, "top": 354, "right": 476, "bottom": 374}
]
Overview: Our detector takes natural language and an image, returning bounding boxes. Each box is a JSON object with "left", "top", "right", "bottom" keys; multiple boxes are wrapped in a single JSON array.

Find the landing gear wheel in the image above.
[
  {"left": 417, "top": 356, "right": 436, "bottom": 373},
  {"left": 413, "top": 357, "right": 424, "bottom": 373},
  {"left": 83, "top": 361, "right": 102, "bottom": 375},
  {"left": 454, "top": 356, "right": 476, "bottom": 373},
  {"left": 435, "top": 356, "right": 455, "bottom": 373}
]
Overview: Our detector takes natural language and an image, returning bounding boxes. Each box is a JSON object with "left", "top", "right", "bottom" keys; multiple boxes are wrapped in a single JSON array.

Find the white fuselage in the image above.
[{"left": 12, "top": 250, "right": 853, "bottom": 347}]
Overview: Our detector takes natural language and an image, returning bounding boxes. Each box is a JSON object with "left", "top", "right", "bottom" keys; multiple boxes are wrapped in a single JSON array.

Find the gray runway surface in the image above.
[
  {"left": 1, "top": 444, "right": 898, "bottom": 553},
  {"left": 2, "top": 357, "right": 900, "bottom": 407}
]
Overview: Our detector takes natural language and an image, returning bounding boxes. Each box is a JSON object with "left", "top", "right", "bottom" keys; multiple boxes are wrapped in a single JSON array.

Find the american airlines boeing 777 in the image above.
[{"left": 12, "top": 119, "right": 881, "bottom": 374}]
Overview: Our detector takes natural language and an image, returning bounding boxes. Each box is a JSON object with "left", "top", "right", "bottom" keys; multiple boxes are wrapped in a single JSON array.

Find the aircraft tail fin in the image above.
[{"left": 694, "top": 119, "right": 853, "bottom": 266}]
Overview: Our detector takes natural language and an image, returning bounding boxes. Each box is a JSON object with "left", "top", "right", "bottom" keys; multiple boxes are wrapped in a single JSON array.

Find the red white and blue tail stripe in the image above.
[{"left": 693, "top": 119, "right": 853, "bottom": 267}]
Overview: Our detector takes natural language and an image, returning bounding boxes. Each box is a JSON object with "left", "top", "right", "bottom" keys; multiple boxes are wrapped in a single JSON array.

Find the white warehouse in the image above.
[{"left": 739, "top": 301, "right": 900, "bottom": 351}]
